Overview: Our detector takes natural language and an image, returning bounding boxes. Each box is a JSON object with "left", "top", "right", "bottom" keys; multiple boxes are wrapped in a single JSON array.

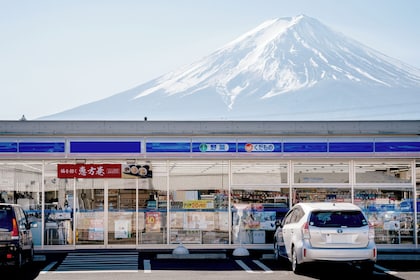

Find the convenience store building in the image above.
[{"left": 0, "top": 120, "right": 419, "bottom": 250}]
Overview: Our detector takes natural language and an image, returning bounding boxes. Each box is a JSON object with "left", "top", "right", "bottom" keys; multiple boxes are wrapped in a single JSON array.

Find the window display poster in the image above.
[
  {"left": 218, "top": 212, "right": 229, "bottom": 231},
  {"left": 242, "top": 211, "right": 276, "bottom": 230},
  {"left": 88, "top": 228, "right": 104, "bottom": 240},
  {"left": 115, "top": 219, "right": 131, "bottom": 238},
  {"left": 146, "top": 212, "right": 161, "bottom": 232},
  {"left": 185, "top": 212, "right": 215, "bottom": 230},
  {"left": 89, "top": 219, "right": 104, "bottom": 240},
  {"left": 170, "top": 212, "right": 184, "bottom": 229}
]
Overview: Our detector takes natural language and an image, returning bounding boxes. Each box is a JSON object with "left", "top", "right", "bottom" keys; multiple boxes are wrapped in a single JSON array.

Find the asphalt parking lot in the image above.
[{"left": 2, "top": 249, "right": 420, "bottom": 280}]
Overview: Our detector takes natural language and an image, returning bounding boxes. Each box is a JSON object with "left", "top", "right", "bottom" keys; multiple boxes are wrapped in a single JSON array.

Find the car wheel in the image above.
[
  {"left": 291, "top": 247, "right": 301, "bottom": 273},
  {"left": 274, "top": 242, "right": 280, "bottom": 260},
  {"left": 15, "top": 251, "right": 22, "bottom": 269},
  {"left": 28, "top": 245, "right": 34, "bottom": 263}
]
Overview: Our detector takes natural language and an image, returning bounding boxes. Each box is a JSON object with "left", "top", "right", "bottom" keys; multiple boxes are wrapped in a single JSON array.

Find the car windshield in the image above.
[
  {"left": 0, "top": 207, "right": 13, "bottom": 230},
  {"left": 309, "top": 211, "right": 368, "bottom": 228}
]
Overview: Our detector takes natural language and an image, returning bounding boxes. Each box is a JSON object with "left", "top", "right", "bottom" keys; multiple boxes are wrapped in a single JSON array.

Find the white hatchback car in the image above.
[{"left": 274, "top": 202, "right": 377, "bottom": 273}]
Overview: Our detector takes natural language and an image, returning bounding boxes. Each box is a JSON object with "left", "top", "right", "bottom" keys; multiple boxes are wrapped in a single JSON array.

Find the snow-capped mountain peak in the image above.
[
  {"left": 41, "top": 15, "right": 420, "bottom": 121},
  {"left": 132, "top": 14, "right": 419, "bottom": 108}
]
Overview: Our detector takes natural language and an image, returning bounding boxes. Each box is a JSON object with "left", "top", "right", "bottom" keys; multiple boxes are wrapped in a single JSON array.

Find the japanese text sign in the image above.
[{"left": 57, "top": 164, "right": 122, "bottom": 178}]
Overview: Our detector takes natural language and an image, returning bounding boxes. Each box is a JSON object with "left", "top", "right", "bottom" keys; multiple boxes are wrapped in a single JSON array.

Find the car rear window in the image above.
[
  {"left": 309, "top": 211, "right": 368, "bottom": 228},
  {"left": 0, "top": 206, "right": 13, "bottom": 230}
]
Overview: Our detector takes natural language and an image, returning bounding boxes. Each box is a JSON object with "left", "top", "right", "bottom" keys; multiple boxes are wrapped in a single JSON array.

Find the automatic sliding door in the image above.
[
  {"left": 108, "top": 179, "right": 137, "bottom": 245},
  {"left": 75, "top": 179, "right": 105, "bottom": 245}
]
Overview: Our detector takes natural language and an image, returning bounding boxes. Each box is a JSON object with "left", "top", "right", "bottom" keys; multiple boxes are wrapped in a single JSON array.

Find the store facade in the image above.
[{"left": 0, "top": 120, "right": 419, "bottom": 250}]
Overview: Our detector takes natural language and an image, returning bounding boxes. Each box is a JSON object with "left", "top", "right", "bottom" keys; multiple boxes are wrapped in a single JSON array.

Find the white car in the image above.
[{"left": 274, "top": 202, "right": 377, "bottom": 273}]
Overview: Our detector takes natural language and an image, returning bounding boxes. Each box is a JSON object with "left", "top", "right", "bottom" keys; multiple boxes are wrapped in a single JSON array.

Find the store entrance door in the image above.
[
  {"left": 75, "top": 179, "right": 105, "bottom": 246},
  {"left": 107, "top": 179, "right": 137, "bottom": 246}
]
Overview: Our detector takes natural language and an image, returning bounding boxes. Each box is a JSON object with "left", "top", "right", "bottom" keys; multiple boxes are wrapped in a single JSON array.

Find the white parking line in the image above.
[
  {"left": 40, "top": 261, "right": 57, "bottom": 274},
  {"left": 144, "top": 259, "right": 152, "bottom": 273},
  {"left": 46, "top": 270, "right": 139, "bottom": 274},
  {"left": 374, "top": 264, "right": 399, "bottom": 276},
  {"left": 235, "top": 260, "right": 257, "bottom": 273},
  {"left": 253, "top": 260, "right": 273, "bottom": 273}
]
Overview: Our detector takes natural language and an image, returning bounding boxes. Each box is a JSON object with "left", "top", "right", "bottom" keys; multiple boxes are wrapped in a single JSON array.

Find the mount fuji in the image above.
[{"left": 41, "top": 15, "right": 420, "bottom": 121}]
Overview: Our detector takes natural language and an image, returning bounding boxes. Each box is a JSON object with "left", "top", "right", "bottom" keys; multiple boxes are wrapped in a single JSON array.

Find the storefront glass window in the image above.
[
  {"left": 138, "top": 161, "right": 167, "bottom": 245},
  {"left": 231, "top": 161, "right": 290, "bottom": 245},
  {"left": 75, "top": 178, "right": 105, "bottom": 245},
  {"left": 355, "top": 162, "right": 412, "bottom": 184},
  {"left": 108, "top": 179, "right": 136, "bottom": 245},
  {"left": 292, "top": 187, "right": 351, "bottom": 205},
  {"left": 0, "top": 162, "right": 43, "bottom": 245},
  {"left": 231, "top": 186, "right": 289, "bottom": 245},
  {"left": 231, "top": 160, "right": 287, "bottom": 185},
  {"left": 169, "top": 160, "right": 229, "bottom": 245},
  {"left": 44, "top": 162, "right": 74, "bottom": 246},
  {"left": 354, "top": 186, "right": 415, "bottom": 245},
  {"left": 293, "top": 161, "right": 349, "bottom": 184}
]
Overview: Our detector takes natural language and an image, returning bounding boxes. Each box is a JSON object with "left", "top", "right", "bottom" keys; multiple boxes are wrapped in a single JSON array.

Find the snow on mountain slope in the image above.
[{"left": 41, "top": 15, "right": 420, "bottom": 120}]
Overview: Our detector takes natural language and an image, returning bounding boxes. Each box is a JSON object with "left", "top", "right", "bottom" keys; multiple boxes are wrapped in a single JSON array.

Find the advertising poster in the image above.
[
  {"left": 122, "top": 164, "right": 153, "bottom": 178},
  {"left": 145, "top": 212, "right": 161, "bottom": 232},
  {"left": 185, "top": 212, "right": 215, "bottom": 230},
  {"left": 115, "top": 219, "right": 131, "bottom": 239},
  {"left": 242, "top": 211, "right": 276, "bottom": 230}
]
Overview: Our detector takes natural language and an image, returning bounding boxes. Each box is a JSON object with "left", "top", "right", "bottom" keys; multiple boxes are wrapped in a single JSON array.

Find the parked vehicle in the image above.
[
  {"left": 0, "top": 203, "right": 34, "bottom": 267},
  {"left": 274, "top": 202, "right": 377, "bottom": 273}
]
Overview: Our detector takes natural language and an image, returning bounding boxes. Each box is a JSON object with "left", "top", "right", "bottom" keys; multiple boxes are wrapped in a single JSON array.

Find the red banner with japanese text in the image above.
[{"left": 57, "top": 164, "right": 122, "bottom": 178}]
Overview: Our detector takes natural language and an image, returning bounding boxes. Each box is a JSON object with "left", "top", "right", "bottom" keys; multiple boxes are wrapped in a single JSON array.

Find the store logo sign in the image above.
[
  {"left": 245, "top": 143, "right": 275, "bottom": 152},
  {"left": 199, "top": 143, "right": 230, "bottom": 152}
]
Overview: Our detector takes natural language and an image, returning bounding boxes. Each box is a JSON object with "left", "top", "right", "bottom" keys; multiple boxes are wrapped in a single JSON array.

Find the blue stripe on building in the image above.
[
  {"left": 284, "top": 142, "right": 328, "bottom": 153},
  {"left": 375, "top": 142, "right": 420, "bottom": 152},
  {"left": 146, "top": 142, "right": 191, "bottom": 153},
  {"left": 70, "top": 141, "right": 141, "bottom": 153},
  {"left": 329, "top": 142, "right": 374, "bottom": 153},
  {"left": 19, "top": 142, "right": 65, "bottom": 153},
  {"left": 0, "top": 142, "right": 18, "bottom": 153},
  {"left": 2, "top": 140, "right": 420, "bottom": 154}
]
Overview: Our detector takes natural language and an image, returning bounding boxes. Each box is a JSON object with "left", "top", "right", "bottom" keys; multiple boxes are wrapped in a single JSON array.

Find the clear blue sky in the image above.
[{"left": 0, "top": 0, "right": 419, "bottom": 120}]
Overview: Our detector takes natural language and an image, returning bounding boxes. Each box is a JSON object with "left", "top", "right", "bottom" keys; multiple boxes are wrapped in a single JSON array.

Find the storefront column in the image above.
[
  {"left": 41, "top": 163, "right": 45, "bottom": 248},
  {"left": 288, "top": 160, "right": 293, "bottom": 208},
  {"left": 166, "top": 160, "right": 170, "bottom": 245},
  {"left": 228, "top": 160, "right": 232, "bottom": 245},
  {"left": 412, "top": 160, "right": 418, "bottom": 246},
  {"left": 350, "top": 160, "right": 355, "bottom": 204}
]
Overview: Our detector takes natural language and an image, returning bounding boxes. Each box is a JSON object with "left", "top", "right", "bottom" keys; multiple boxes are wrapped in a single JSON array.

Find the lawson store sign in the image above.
[{"left": 1, "top": 138, "right": 420, "bottom": 157}]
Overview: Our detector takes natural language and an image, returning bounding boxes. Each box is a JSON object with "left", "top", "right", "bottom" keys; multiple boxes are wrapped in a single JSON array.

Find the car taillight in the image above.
[
  {"left": 11, "top": 218, "right": 19, "bottom": 239},
  {"left": 302, "top": 222, "right": 310, "bottom": 239},
  {"left": 368, "top": 223, "right": 375, "bottom": 239}
]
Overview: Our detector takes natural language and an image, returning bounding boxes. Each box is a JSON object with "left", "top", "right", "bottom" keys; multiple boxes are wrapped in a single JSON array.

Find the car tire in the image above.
[
  {"left": 28, "top": 245, "right": 34, "bottom": 263},
  {"left": 274, "top": 241, "right": 280, "bottom": 260},
  {"left": 14, "top": 251, "right": 22, "bottom": 269},
  {"left": 291, "top": 246, "right": 301, "bottom": 274}
]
